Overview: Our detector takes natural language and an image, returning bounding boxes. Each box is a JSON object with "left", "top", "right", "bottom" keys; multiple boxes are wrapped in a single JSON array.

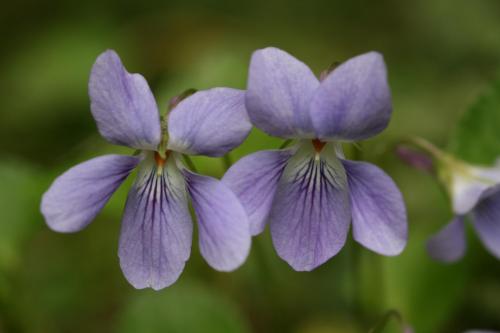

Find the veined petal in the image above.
[
  {"left": 222, "top": 149, "right": 294, "bottom": 235},
  {"left": 184, "top": 169, "right": 251, "bottom": 271},
  {"left": 89, "top": 50, "right": 162, "bottom": 150},
  {"left": 342, "top": 159, "right": 407, "bottom": 255},
  {"left": 426, "top": 216, "right": 466, "bottom": 263},
  {"left": 41, "top": 155, "right": 139, "bottom": 233},
  {"left": 167, "top": 88, "right": 252, "bottom": 157},
  {"left": 246, "top": 47, "right": 320, "bottom": 138},
  {"left": 270, "top": 142, "right": 350, "bottom": 271},
  {"left": 310, "top": 52, "right": 392, "bottom": 141},
  {"left": 119, "top": 154, "right": 193, "bottom": 290},
  {"left": 451, "top": 163, "right": 500, "bottom": 215},
  {"left": 472, "top": 188, "right": 500, "bottom": 259}
]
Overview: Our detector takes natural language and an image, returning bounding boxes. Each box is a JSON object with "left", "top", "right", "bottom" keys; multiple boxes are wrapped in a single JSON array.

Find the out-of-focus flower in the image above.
[
  {"left": 41, "top": 50, "right": 252, "bottom": 290},
  {"left": 427, "top": 155, "right": 500, "bottom": 262},
  {"left": 223, "top": 47, "right": 407, "bottom": 271},
  {"left": 397, "top": 137, "right": 500, "bottom": 262}
]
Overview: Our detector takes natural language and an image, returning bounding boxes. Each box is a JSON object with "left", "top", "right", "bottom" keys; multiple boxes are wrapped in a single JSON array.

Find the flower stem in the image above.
[
  {"left": 278, "top": 139, "right": 293, "bottom": 149},
  {"left": 222, "top": 154, "right": 232, "bottom": 171},
  {"left": 402, "top": 136, "right": 447, "bottom": 161},
  {"left": 368, "top": 309, "right": 407, "bottom": 333},
  {"left": 182, "top": 155, "right": 198, "bottom": 173}
]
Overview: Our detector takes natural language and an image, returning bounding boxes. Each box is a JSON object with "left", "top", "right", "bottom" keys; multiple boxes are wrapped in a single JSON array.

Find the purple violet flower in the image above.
[
  {"left": 41, "top": 50, "right": 253, "bottom": 290},
  {"left": 222, "top": 47, "right": 408, "bottom": 271},
  {"left": 427, "top": 156, "right": 500, "bottom": 262}
]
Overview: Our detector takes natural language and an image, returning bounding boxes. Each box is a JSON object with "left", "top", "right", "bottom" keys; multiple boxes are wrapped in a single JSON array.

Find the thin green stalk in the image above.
[
  {"left": 222, "top": 154, "right": 232, "bottom": 171},
  {"left": 369, "top": 309, "right": 406, "bottom": 333},
  {"left": 182, "top": 155, "right": 198, "bottom": 173},
  {"left": 278, "top": 139, "right": 293, "bottom": 149}
]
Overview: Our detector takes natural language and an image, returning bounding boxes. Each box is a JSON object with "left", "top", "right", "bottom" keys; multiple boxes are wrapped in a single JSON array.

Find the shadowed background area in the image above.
[{"left": 1, "top": 0, "right": 500, "bottom": 332}]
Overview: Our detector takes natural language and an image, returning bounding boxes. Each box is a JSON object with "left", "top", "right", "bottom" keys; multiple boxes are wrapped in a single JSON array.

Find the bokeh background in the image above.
[{"left": 1, "top": 0, "right": 500, "bottom": 332}]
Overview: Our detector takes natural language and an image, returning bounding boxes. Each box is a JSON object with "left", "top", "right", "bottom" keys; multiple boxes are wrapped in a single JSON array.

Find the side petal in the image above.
[
  {"left": 246, "top": 47, "right": 320, "bottom": 138},
  {"left": 167, "top": 88, "right": 252, "bottom": 157},
  {"left": 342, "top": 159, "right": 407, "bottom": 256},
  {"left": 426, "top": 216, "right": 466, "bottom": 263},
  {"left": 472, "top": 189, "right": 500, "bottom": 259},
  {"left": 41, "top": 155, "right": 139, "bottom": 233},
  {"left": 89, "top": 50, "right": 162, "bottom": 150},
  {"left": 184, "top": 169, "right": 251, "bottom": 271},
  {"left": 270, "top": 142, "right": 351, "bottom": 271},
  {"left": 222, "top": 149, "right": 294, "bottom": 235},
  {"left": 119, "top": 156, "right": 193, "bottom": 290},
  {"left": 310, "top": 52, "right": 392, "bottom": 141}
]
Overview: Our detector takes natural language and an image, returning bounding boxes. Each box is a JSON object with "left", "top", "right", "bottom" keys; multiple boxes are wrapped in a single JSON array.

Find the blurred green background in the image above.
[{"left": 1, "top": 0, "right": 500, "bottom": 332}]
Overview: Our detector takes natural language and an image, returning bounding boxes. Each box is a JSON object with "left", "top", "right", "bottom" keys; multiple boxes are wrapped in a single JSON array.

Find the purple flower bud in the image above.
[{"left": 395, "top": 145, "right": 434, "bottom": 174}]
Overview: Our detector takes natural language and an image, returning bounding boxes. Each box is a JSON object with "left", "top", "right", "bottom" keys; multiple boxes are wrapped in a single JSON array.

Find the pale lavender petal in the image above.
[
  {"left": 472, "top": 189, "right": 500, "bottom": 259},
  {"left": 310, "top": 52, "right": 392, "bottom": 141},
  {"left": 89, "top": 50, "right": 161, "bottom": 150},
  {"left": 167, "top": 88, "right": 252, "bottom": 157},
  {"left": 426, "top": 216, "right": 466, "bottom": 263},
  {"left": 119, "top": 155, "right": 193, "bottom": 290},
  {"left": 184, "top": 169, "right": 251, "bottom": 271},
  {"left": 270, "top": 142, "right": 350, "bottom": 271},
  {"left": 246, "top": 47, "right": 320, "bottom": 138},
  {"left": 342, "top": 159, "right": 407, "bottom": 255},
  {"left": 222, "top": 149, "right": 294, "bottom": 235},
  {"left": 41, "top": 155, "right": 139, "bottom": 233},
  {"left": 451, "top": 164, "right": 500, "bottom": 215}
]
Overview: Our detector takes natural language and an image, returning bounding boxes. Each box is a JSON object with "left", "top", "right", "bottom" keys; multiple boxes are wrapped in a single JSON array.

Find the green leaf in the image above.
[
  {"left": 449, "top": 80, "right": 500, "bottom": 164},
  {"left": 116, "top": 281, "right": 251, "bottom": 333}
]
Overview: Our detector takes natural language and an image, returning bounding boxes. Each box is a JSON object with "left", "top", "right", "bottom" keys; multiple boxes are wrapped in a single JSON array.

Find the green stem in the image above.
[
  {"left": 182, "top": 155, "right": 198, "bottom": 173},
  {"left": 401, "top": 136, "right": 446, "bottom": 161},
  {"left": 369, "top": 309, "right": 406, "bottom": 333},
  {"left": 222, "top": 154, "right": 232, "bottom": 171},
  {"left": 278, "top": 139, "right": 293, "bottom": 149},
  {"left": 351, "top": 242, "right": 364, "bottom": 317}
]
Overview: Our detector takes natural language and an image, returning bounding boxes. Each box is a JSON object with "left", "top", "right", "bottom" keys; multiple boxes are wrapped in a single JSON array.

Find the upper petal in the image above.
[
  {"left": 342, "top": 159, "right": 407, "bottom": 256},
  {"left": 270, "top": 142, "right": 351, "bottom": 271},
  {"left": 184, "top": 169, "right": 251, "bottom": 271},
  {"left": 471, "top": 188, "right": 500, "bottom": 259},
  {"left": 41, "top": 154, "right": 139, "bottom": 233},
  {"left": 245, "top": 47, "right": 320, "bottom": 138},
  {"left": 167, "top": 88, "right": 252, "bottom": 157},
  {"left": 119, "top": 155, "right": 193, "bottom": 290},
  {"left": 222, "top": 149, "right": 294, "bottom": 235},
  {"left": 426, "top": 216, "right": 466, "bottom": 263},
  {"left": 89, "top": 50, "right": 162, "bottom": 150},
  {"left": 310, "top": 52, "right": 392, "bottom": 141}
]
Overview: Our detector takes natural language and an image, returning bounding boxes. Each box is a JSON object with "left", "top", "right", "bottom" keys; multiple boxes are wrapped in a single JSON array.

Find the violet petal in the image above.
[
  {"left": 89, "top": 50, "right": 162, "bottom": 150},
  {"left": 41, "top": 154, "right": 139, "bottom": 233}
]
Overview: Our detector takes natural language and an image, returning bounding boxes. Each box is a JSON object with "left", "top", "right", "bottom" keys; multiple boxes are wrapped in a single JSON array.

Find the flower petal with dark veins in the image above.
[
  {"left": 119, "top": 156, "right": 193, "bottom": 290},
  {"left": 270, "top": 142, "right": 350, "bottom": 271}
]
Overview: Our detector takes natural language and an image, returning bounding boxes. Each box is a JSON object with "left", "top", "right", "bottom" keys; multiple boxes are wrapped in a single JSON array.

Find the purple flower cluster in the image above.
[{"left": 41, "top": 47, "right": 408, "bottom": 289}]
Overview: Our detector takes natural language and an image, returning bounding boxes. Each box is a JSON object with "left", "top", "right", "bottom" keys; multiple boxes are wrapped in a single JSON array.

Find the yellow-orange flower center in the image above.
[
  {"left": 312, "top": 139, "right": 326, "bottom": 153},
  {"left": 154, "top": 150, "right": 170, "bottom": 168}
]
